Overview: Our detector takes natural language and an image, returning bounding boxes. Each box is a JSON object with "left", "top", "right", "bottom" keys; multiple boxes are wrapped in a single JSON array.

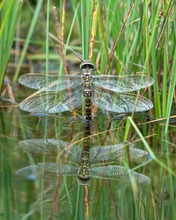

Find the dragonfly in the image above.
[
  {"left": 16, "top": 138, "right": 151, "bottom": 185},
  {"left": 18, "top": 60, "right": 154, "bottom": 121}
]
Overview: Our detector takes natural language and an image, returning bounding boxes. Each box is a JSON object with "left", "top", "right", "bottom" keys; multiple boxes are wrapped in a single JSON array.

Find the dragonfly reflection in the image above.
[
  {"left": 18, "top": 60, "right": 154, "bottom": 120},
  {"left": 18, "top": 139, "right": 150, "bottom": 163},
  {"left": 16, "top": 139, "right": 151, "bottom": 185}
]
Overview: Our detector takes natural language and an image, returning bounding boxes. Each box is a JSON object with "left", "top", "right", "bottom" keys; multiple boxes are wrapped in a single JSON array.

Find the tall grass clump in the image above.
[{"left": 0, "top": 0, "right": 22, "bottom": 90}]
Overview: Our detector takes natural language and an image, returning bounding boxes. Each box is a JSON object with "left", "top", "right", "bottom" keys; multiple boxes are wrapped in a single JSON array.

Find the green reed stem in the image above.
[
  {"left": 0, "top": 0, "right": 22, "bottom": 88},
  {"left": 13, "top": 0, "right": 43, "bottom": 82}
]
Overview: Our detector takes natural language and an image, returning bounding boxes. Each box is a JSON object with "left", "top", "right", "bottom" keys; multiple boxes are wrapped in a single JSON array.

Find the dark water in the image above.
[{"left": 0, "top": 95, "right": 176, "bottom": 220}]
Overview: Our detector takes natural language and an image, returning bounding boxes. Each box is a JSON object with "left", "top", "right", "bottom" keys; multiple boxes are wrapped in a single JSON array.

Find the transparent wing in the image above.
[
  {"left": 93, "top": 90, "right": 153, "bottom": 113},
  {"left": 90, "top": 166, "right": 151, "bottom": 185},
  {"left": 19, "top": 89, "right": 82, "bottom": 113},
  {"left": 19, "top": 139, "right": 81, "bottom": 161},
  {"left": 90, "top": 143, "right": 149, "bottom": 163},
  {"left": 16, "top": 162, "right": 78, "bottom": 178},
  {"left": 18, "top": 74, "right": 82, "bottom": 91},
  {"left": 19, "top": 139, "right": 69, "bottom": 157},
  {"left": 93, "top": 75, "right": 154, "bottom": 93}
]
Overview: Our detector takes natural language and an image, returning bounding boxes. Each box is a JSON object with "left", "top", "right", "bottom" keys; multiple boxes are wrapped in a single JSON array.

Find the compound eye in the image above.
[{"left": 80, "top": 60, "right": 95, "bottom": 69}]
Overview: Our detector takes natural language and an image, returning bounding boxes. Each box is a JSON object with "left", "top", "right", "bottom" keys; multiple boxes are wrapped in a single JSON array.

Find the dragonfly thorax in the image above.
[
  {"left": 82, "top": 74, "right": 92, "bottom": 81},
  {"left": 81, "top": 68, "right": 93, "bottom": 81},
  {"left": 81, "top": 64, "right": 93, "bottom": 100},
  {"left": 82, "top": 69, "right": 93, "bottom": 101}
]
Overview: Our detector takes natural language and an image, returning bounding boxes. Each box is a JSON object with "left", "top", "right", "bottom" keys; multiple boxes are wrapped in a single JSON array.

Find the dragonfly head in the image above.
[
  {"left": 77, "top": 177, "right": 90, "bottom": 186},
  {"left": 80, "top": 60, "right": 95, "bottom": 70}
]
